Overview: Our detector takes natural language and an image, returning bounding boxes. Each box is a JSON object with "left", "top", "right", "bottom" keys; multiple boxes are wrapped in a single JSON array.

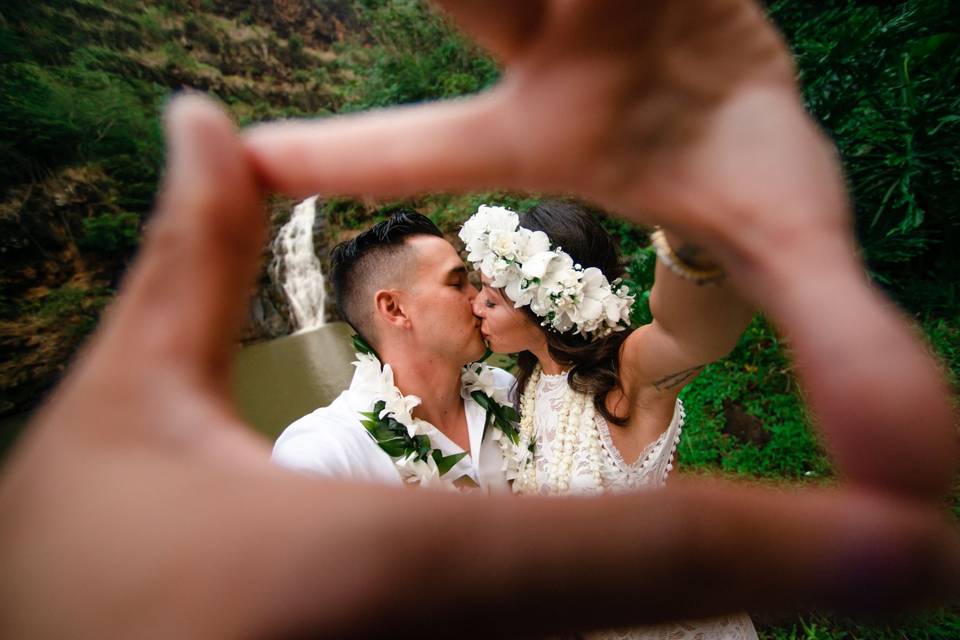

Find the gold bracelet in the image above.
[{"left": 649, "top": 229, "right": 725, "bottom": 284}]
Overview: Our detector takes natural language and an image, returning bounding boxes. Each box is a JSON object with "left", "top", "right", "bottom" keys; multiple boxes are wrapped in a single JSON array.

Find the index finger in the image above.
[{"left": 243, "top": 90, "right": 525, "bottom": 200}]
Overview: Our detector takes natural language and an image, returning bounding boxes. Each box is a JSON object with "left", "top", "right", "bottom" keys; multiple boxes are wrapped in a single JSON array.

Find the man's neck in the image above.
[{"left": 379, "top": 348, "right": 470, "bottom": 450}]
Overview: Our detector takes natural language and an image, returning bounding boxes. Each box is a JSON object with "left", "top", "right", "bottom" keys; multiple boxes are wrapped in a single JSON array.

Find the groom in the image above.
[{"left": 272, "top": 210, "right": 515, "bottom": 490}]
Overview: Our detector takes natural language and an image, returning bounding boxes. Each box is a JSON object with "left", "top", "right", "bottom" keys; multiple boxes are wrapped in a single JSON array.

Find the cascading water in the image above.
[{"left": 270, "top": 196, "right": 326, "bottom": 333}]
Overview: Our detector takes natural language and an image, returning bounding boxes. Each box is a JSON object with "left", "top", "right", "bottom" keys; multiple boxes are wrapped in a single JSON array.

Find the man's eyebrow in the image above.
[{"left": 445, "top": 265, "right": 468, "bottom": 278}]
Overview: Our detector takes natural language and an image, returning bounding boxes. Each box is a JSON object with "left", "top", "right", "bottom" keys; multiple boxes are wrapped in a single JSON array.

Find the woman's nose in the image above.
[{"left": 472, "top": 295, "right": 485, "bottom": 316}]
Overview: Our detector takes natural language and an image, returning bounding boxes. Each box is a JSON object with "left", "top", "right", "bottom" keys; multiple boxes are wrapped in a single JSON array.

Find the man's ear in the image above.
[{"left": 373, "top": 289, "right": 410, "bottom": 330}]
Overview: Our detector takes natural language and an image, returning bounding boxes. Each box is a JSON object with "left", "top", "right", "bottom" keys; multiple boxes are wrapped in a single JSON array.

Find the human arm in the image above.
[{"left": 621, "top": 231, "right": 755, "bottom": 394}]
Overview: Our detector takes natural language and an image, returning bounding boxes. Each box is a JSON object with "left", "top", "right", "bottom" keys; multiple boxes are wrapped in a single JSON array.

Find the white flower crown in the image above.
[{"left": 459, "top": 205, "right": 634, "bottom": 338}]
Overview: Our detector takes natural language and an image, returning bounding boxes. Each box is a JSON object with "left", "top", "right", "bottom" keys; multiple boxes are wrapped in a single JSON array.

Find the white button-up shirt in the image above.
[{"left": 273, "top": 365, "right": 516, "bottom": 492}]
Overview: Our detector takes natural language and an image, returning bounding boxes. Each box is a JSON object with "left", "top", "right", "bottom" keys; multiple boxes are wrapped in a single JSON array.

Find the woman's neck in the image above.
[{"left": 529, "top": 340, "right": 565, "bottom": 376}]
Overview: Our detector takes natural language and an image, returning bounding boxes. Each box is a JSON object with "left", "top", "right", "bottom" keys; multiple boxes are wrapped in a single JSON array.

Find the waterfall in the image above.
[{"left": 270, "top": 196, "right": 326, "bottom": 333}]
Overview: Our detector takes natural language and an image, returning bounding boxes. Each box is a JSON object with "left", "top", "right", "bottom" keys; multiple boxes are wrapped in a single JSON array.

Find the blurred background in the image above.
[{"left": 0, "top": 1, "right": 957, "bottom": 636}]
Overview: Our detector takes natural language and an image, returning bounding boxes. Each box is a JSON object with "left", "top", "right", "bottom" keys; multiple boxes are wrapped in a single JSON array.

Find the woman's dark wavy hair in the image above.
[{"left": 513, "top": 200, "right": 634, "bottom": 426}]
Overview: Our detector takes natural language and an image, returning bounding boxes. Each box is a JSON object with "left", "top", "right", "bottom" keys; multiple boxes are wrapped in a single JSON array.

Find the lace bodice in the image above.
[
  {"left": 519, "top": 372, "right": 757, "bottom": 640},
  {"left": 523, "top": 372, "right": 684, "bottom": 495}
]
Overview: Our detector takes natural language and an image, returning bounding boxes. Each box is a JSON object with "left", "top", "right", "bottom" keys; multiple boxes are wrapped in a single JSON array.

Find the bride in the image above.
[{"left": 463, "top": 200, "right": 758, "bottom": 640}]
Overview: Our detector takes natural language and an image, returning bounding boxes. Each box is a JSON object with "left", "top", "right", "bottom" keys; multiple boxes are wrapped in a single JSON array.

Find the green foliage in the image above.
[
  {"left": 33, "top": 285, "right": 112, "bottom": 339},
  {"left": 761, "top": 607, "right": 960, "bottom": 640},
  {"left": 79, "top": 212, "right": 140, "bottom": 254},
  {"left": 342, "top": 0, "right": 499, "bottom": 110},
  {"left": 0, "top": 4, "right": 165, "bottom": 209},
  {"left": 678, "top": 317, "right": 832, "bottom": 478},
  {"left": 424, "top": 191, "right": 540, "bottom": 232},
  {"left": 770, "top": 0, "right": 960, "bottom": 316}
]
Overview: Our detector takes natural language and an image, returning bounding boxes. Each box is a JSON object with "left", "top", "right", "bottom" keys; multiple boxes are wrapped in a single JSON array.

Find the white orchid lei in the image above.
[
  {"left": 459, "top": 205, "right": 634, "bottom": 338},
  {"left": 352, "top": 336, "right": 519, "bottom": 489}
]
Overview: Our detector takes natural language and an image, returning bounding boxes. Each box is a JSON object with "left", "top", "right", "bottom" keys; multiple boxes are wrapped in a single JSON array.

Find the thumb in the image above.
[{"left": 98, "top": 94, "right": 266, "bottom": 389}]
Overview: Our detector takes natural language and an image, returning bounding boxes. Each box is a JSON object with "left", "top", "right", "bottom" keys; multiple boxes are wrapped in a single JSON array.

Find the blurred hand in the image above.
[
  {"left": 1, "top": 4, "right": 958, "bottom": 638},
  {"left": 245, "top": 0, "right": 852, "bottom": 279}
]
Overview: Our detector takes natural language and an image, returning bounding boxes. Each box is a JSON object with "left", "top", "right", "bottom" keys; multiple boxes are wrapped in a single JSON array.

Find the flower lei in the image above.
[
  {"left": 511, "top": 367, "right": 605, "bottom": 494},
  {"left": 459, "top": 205, "right": 635, "bottom": 338},
  {"left": 352, "top": 335, "right": 519, "bottom": 489},
  {"left": 510, "top": 366, "right": 683, "bottom": 495}
]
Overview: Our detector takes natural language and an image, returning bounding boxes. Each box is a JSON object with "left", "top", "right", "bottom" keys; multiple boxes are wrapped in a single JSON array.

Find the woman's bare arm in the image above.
[{"left": 620, "top": 233, "right": 755, "bottom": 394}]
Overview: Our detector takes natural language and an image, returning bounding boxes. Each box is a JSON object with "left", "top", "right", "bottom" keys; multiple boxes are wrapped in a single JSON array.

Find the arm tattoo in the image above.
[{"left": 653, "top": 364, "right": 706, "bottom": 391}]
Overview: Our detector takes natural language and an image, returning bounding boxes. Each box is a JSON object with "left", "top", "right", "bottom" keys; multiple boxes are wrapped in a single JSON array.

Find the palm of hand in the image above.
[{"left": 496, "top": 1, "right": 849, "bottom": 251}]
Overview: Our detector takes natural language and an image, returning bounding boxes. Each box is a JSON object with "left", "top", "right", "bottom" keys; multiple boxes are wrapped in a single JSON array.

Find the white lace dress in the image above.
[{"left": 521, "top": 372, "right": 758, "bottom": 640}]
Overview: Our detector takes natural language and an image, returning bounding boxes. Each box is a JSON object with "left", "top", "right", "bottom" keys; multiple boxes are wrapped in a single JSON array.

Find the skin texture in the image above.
[
  {"left": 1, "top": 1, "right": 958, "bottom": 638},
  {"left": 372, "top": 234, "right": 486, "bottom": 450},
  {"left": 475, "top": 277, "right": 546, "bottom": 357}
]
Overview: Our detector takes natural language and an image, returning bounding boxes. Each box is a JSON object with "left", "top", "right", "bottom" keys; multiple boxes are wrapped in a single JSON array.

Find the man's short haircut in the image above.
[{"left": 329, "top": 209, "right": 443, "bottom": 346}]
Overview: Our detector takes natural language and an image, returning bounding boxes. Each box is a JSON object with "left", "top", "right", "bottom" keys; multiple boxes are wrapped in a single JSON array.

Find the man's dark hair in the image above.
[{"left": 329, "top": 209, "right": 443, "bottom": 346}]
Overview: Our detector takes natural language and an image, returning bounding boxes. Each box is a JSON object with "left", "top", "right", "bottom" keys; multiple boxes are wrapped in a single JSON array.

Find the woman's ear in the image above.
[{"left": 374, "top": 289, "right": 410, "bottom": 330}]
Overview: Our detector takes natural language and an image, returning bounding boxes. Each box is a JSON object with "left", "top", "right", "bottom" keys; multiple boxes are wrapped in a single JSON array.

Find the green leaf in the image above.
[
  {"left": 351, "top": 334, "right": 377, "bottom": 357},
  {"left": 499, "top": 405, "right": 520, "bottom": 422},
  {"left": 471, "top": 390, "right": 491, "bottom": 410},
  {"left": 432, "top": 450, "right": 468, "bottom": 476},
  {"left": 494, "top": 415, "right": 520, "bottom": 443},
  {"left": 379, "top": 439, "right": 410, "bottom": 457},
  {"left": 414, "top": 434, "right": 432, "bottom": 460}
]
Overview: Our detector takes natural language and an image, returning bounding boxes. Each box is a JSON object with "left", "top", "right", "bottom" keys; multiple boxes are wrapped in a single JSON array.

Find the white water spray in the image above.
[{"left": 271, "top": 196, "right": 326, "bottom": 333}]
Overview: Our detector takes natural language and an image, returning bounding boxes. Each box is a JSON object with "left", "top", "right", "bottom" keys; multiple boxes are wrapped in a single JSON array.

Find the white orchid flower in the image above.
[
  {"left": 520, "top": 250, "right": 557, "bottom": 280},
  {"left": 475, "top": 204, "right": 519, "bottom": 233},
  {"left": 395, "top": 453, "right": 440, "bottom": 485},
  {"left": 462, "top": 364, "right": 511, "bottom": 406},
  {"left": 517, "top": 229, "right": 550, "bottom": 262},
  {"left": 488, "top": 228, "right": 521, "bottom": 259},
  {"left": 379, "top": 391, "right": 422, "bottom": 437}
]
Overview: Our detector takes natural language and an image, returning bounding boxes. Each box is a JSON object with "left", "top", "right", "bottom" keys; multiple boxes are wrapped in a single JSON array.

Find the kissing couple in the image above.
[{"left": 274, "top": 199, "right": 758, "bottom": 639}]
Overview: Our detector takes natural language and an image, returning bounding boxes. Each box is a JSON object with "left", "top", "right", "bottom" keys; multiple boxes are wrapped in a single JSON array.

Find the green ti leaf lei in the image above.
[
  {"left": 465, "top": 376, "right": 521, "bottom": 445},
  {"left": 353, "top": 334, "right": 519, "bottom": 479},
  {"left": 360, "top": 400, "right": 468, "bottom": 476}
]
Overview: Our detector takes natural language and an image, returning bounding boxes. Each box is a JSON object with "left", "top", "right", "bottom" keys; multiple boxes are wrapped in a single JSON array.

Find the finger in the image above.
[
  {"left": 431, "top": 0, "right": 547, "bottom": 61},
  {"left": 97, "top": 94, "right": 266, "bottom": 388},
  {"left": 243, "top": 90, "right": 526, "bottom": 200}
]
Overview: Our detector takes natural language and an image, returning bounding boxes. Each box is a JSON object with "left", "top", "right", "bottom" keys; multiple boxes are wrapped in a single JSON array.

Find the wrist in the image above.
[{"left": 661, "top": 229, "right": 723, "bottom": 271}]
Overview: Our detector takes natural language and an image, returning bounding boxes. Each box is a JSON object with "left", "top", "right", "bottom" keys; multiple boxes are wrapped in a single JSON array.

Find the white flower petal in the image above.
[{"left": 521, "top": 251, "right": 556, "bottom": 280}]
